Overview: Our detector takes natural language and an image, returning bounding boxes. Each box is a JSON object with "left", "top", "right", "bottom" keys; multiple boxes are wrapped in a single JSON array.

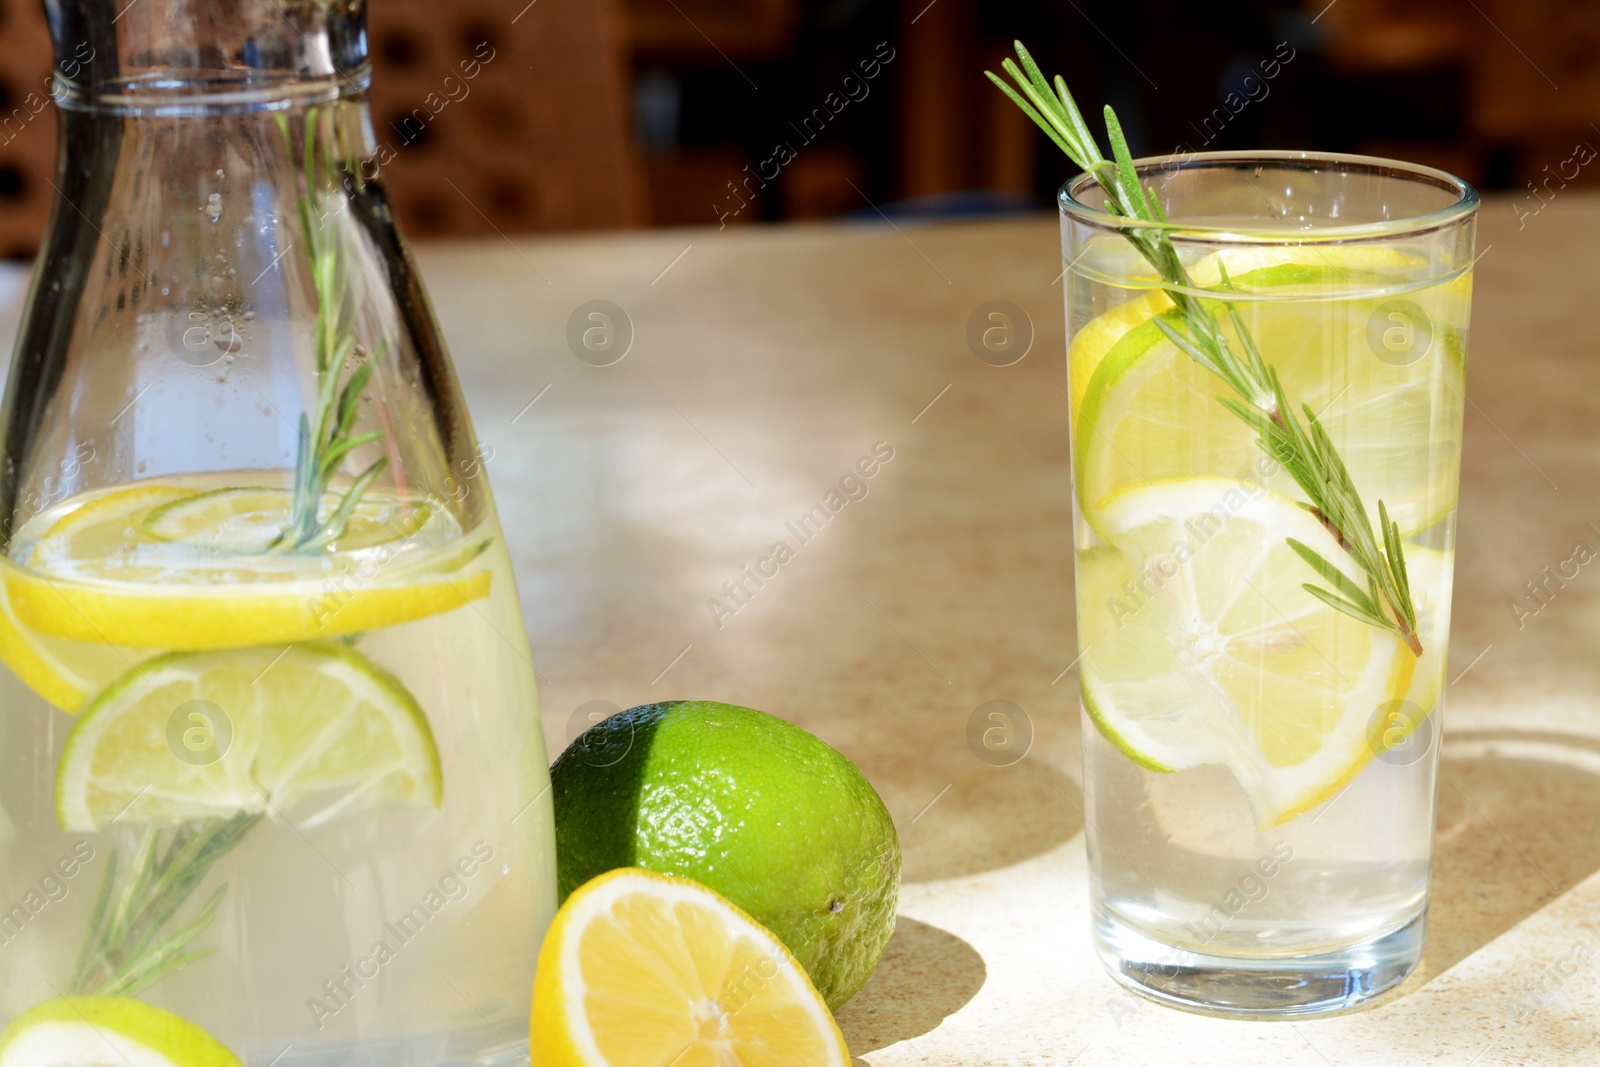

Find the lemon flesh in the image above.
[
  {"left": 55, "top": 642, "right": 442, "bottom": 832},
  {"left": 0, "top": 997, "right": 242, "bottom": 1067},
  {"left": 2, "top": 480, "right": 488, "bottom": 650},
  {"left": 1070, "top": 250, "right": 1468, "bottom": 539},
  {"left": 1075, "top": 480, "right": 1440, "bottom": 828},
  {"left": 532, "top": 868, "right": 851, "bottom": 1067},
  {"left": 141, "top": 486, "right": 433, "bottom": 553}
]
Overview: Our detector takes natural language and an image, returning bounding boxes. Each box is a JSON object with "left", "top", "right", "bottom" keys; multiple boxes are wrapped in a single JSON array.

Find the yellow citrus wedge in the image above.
[
  {"left": 532, "top": 868, "right": 851, "bottom": 1067},
  {"left": 1069, "top": 248, "right": 1467, "bottom": 540},
  {"left": 1074, "top": 480, "right": 1450, "bottom": 828},
  {"left": 55, "top": 642, "right": 442, "bottom": 832},
  {"left": 4, "top": 481, "right": 490, "bottom": 650}
]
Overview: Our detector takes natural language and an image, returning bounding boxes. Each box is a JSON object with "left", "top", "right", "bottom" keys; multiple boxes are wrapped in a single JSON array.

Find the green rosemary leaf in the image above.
[
  {"left": 108, "top": 948, "right": 217, "bottom": 999},
  {"left": 308, "top": 457, "right": 389, "bottom": 548},
  {"left": 331, "top": 353, "right": 376, "bottom": 438},
  {"left": 1301, "top": 583, "right": 1390, "bottom": 630},
  {"left": 318, "top": 430, "right": 384, "bottom": 481},
  {"left": 1154, "top": 316, "right": 1224, "bottom": 378},
  {"left": 69, "top": 848, "right": 119, "bottom": 993},
  {"left": 1144, "top": 183, "right": 1168, "bottom": 223},
  {"left": 1286, "top": 538, "right": 1378, "bottom": 614},
  {"left": 1051, "top": 74, "right": 1104, "bottom": 164},
  {"left": 984, "top": 73, "right": 1076, "bottom": 160},
  {"left": 1011, "top": 42, "right": 1059, "bottom": 114},
  {"left": 1100, "top": 107, "right": 1149, "bottom": 220},
  {"left": 998, "top": 60, "right": 1082, "bottom": 161}
]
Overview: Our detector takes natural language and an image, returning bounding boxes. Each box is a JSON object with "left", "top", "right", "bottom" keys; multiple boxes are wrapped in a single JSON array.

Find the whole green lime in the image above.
[{"left": 551, "top": 700, "right": 901, "bottom": 1009}]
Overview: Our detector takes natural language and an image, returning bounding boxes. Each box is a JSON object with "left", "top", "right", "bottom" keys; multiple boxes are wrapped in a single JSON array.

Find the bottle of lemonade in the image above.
[{"left": 0, "top": 2, "right": 554, "bottom": 1063}]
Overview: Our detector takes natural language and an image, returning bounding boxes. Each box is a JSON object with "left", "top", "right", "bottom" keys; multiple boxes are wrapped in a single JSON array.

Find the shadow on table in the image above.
[
  {"left": 836, "top": 916, "right": 986, "bottom": 1057},
  {"left": 1423, "top": 728, "right": 1600, "bottom": 982},
  {"left": 869, "top": 744, "right": 1084, "bottom": 885}
]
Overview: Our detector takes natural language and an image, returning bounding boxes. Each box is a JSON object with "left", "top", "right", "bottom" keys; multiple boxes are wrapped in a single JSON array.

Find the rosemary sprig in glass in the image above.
[
  {"left": 273, "top": 104, "right": 390, "bottom": 552},
  {"left": 988, "top": 42, "right": 1422, "bottom": 656}
]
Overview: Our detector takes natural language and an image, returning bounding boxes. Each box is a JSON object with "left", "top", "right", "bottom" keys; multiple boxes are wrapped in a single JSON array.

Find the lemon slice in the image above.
[
  {"left": 0, "top": 583, "right": 133, "bottom": 712},
  {"left": 1070, "top": 249, "right": 1468, "bottom": 539},
  {"left": 5, "top": 481, "right": 489, "bottom": 650},
  {"left": 56, "top": 642, "right": 442, "bottom": 831},
  {"left": 532, "top": 867, "right": 851, "bottom": 1067},
  {"left": 1075, "top": 480, "right": 1438, "bottom": 828},
  {"left": 0, "top": 997, "right": 242, "bottom": 1067},
  {"left": 142, "top": 487, "right": 433, "bottom": 553}
]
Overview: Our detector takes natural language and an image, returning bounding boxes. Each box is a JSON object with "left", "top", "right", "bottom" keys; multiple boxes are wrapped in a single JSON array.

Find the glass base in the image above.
[{"left": 1093, "top": 904, "right": 1426, "bottom": 1019}]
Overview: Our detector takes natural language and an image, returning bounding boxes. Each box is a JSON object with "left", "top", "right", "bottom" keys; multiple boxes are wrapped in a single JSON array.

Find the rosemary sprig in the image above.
[
  {"left": 988, "top": 42, "right": 1422, "bottom": 657},
  {"left": 273, "top": 105, "right": 389, "bottom": 552},
  {"left": 68, "top": 814, "right": 261, "bottom": 997}
]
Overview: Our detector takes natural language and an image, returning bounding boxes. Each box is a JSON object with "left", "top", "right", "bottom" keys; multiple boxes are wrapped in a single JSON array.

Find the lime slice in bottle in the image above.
[
  {"left": 1070, "top": 249, "right": 1468, "bottom": 539},
  {"left": 1074, "top": 479, "right": 1447, "bottom": 829},
  {"left": 0, "top": 997, "right": 242, "bottom": 1067},
  {"left": 56, "top": 642, "right": 442, "bottom": 832}
]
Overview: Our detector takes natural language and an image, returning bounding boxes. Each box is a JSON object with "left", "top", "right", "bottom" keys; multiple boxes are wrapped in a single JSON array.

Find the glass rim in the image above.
[{"left": 1058, "top": 149, "right": 1480, "bottom": 242}]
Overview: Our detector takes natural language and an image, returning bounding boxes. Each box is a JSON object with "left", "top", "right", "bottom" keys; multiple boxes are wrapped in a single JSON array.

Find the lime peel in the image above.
[{"left": 0, "top": 997, "right": 243, "bottom": 1067}]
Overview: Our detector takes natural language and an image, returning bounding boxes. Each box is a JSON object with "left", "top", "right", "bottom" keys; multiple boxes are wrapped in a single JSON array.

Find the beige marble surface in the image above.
[{"left": 4, "top": 192, "right": 1598, "bottom": 1064}]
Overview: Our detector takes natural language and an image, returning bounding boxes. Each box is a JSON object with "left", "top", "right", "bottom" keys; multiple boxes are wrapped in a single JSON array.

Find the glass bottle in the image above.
[{"left": 0, "top": 1, "right": 554, "bottom": 1062}]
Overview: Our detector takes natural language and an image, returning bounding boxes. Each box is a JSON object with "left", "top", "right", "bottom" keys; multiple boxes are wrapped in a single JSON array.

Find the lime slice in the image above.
[
  {"left": 56, "top": 642, "right": 442, "bottom": 831},
  {"left": 0, "top": 997, "right": 242, "bottom": 1067},
  {"left": 1075, "top": 479, "right": 1437, "bottom": 828},
  {"left": 1071, "top": 250, "right": 1468, "bottom": 539},
  {"left": 142, "top": 487, "right": 433, "bottom": 552}
]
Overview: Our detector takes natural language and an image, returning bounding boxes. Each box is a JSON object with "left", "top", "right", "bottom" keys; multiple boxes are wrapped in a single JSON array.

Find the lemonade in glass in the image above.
[{"left": 1060, "top": 151, "right": 1477, "bottom": 1015}]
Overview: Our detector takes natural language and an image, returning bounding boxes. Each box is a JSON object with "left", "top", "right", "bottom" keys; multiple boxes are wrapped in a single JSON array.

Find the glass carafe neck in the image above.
[{"left": 45, "top": 0, "right": 369, "bottom": 114}]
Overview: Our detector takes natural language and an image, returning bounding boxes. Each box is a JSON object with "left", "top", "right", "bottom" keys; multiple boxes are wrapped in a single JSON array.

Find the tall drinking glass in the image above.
[{"left": 1062, "top": 152, "right": 1477, "bottom": 1016}]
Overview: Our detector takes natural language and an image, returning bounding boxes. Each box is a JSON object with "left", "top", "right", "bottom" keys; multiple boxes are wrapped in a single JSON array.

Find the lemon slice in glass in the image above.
[
  {"left": 0, "top": 997, "right": 242, "bottom": 1067},
  {"left": 1070, "top": 249, "right": 1468, "bottom": 539},
  {"left": 1075, "top": 479, "right": 1447, "bottom": 828},
  {"left": 532, "top": 867, "right": 851, "bottom": 1067},
  {"left": 55, "top": 642, "right": 442, "bottom": 832}
]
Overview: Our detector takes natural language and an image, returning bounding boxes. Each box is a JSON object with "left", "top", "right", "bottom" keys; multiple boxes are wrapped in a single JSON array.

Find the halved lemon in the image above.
[
  {"left": 532, "top": 868, "right": 851, "bottom": 1067},
  {"left": 0, "top": 997, "right": 242, "bottom": 1067},
  {"left": 1069, "top": 249, "right": 1468, "bottom": 539},
  {"left": 55, "top": 642, "right": 442, "bottom": 831},
  {"left": 1074, "top": 479, "right": 1450, "bottom": 828}
]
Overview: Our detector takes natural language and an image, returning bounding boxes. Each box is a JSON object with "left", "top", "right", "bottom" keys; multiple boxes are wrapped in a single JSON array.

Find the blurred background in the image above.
[{"left": 0, "top": 0, "right": 1596, "bottom": 257}]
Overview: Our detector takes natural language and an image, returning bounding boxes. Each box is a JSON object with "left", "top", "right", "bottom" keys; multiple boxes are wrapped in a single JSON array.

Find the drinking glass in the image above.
[
  {"left": 0, "top": 1, "right": 555, "bottom": 1061},
  {"left": 1061, "top": 152, "right": 1477, "bottom": 1016}
]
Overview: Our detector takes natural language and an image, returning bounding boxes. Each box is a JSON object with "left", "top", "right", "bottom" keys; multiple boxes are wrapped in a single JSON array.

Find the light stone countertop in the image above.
[{"left": 2, "top": 193, "right": 1597, "bottom": 1065}]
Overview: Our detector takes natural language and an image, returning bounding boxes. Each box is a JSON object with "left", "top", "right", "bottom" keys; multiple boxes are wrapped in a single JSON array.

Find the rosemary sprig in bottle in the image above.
[
  {"left": 273, "top": 104, "right": 390, "bottom": 552},
  {"left": 68, "top": 815, "right": 261, "bottom": 997},
  {"left": 66, "top": 108, "right": 396, "bottom": 997},
  {"left": 987, "top": 42, "right": 1422, "bottom": 657}
]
